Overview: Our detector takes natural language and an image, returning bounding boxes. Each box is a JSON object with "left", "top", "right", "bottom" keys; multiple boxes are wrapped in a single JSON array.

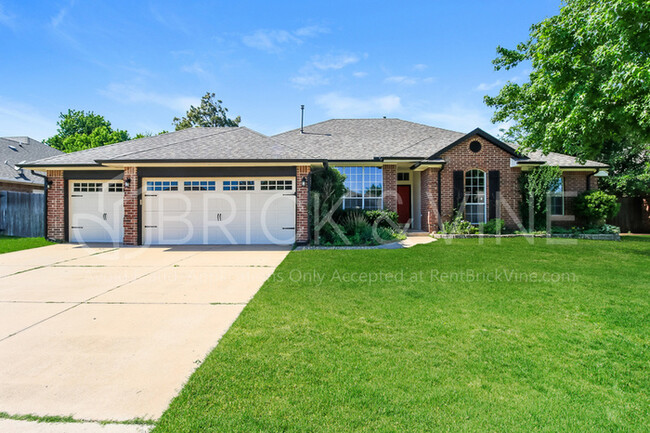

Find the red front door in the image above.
[{"left": 397, "top": 185, "right": 411, "bottom": 224}]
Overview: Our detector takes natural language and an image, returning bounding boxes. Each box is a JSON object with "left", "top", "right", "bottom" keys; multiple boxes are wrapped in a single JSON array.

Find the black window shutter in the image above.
[
  {"left": 453, "top": 171, "right": 464, "bottom": 211},
  {"left": 488, "top": 170, "right": 500, "bottom": 220}
]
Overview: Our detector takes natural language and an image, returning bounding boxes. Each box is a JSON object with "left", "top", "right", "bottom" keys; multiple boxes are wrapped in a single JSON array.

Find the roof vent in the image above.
[{"left": 300, "top": 105, "right": 305, "bottom": 134}]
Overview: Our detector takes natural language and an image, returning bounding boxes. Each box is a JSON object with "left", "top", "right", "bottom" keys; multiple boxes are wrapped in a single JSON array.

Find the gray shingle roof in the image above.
[
  {"left": 21, "top": 120, "right": 608, "bottom": 169},
  {"left": 512, "top": 147, "right": 607, "bottom": 168},
  {"left": 25, "top": 127, "right": 313, "bottom": 166},
  {"left": 273, "top": 118, "right": 466, "bottom": 160},
  {"left": 0, "top": 137, "right": 62, "bottom": 184}
]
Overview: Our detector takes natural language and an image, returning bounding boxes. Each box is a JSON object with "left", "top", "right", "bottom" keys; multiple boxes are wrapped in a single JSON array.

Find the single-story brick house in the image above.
[
  {"left": 1, "top": 136, "right": 62, "bottom": 193},
  {"left": 21, "top": 119, "right": 607, "bottom": 245}
]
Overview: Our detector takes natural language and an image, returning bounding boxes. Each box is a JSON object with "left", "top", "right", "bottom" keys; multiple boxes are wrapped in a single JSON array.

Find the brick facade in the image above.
[
  {"left": 123, "top": 166, "right": 139, "bottom": 245},
  {"left": 416, "top": 135, "right": 599, "bottom": 231},
  {"left": 561, "top": 171, "right": 597, "bottom": 226},
  {"left": 46, "top": 170, "right": 65, "bottom": 241},
  {"left": 382, "top": 164, "right": 398, "bottom": 212},
  {"left": 296, "top": 165, "right": 311, "bottom": 244},
  {"left": 438, "top": 136, "right": 521, "bottom": 228},
  {"left": 420, "top": 168, "right": 439, "bottom": 232}
]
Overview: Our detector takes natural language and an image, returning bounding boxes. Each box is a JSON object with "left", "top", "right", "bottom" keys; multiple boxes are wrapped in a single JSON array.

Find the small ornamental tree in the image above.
[
  {"left": 308, "top": 165, "right": 347, "bottom": 244},
  {"left": 519, "top": 165, "right": 562, "bottom": 230},
  {"left": 574, "top": 190, "right": 620, "bottom": 225}
]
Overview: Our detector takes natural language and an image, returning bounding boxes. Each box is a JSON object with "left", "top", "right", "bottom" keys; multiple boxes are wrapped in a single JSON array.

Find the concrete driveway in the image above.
[{"left": 0, "top": 243, "right": 290, "bottom": 424}]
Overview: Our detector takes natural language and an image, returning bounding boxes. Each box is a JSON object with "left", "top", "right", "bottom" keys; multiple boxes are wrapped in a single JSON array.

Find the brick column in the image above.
[
  {"left": 420, "top": 168, "right": 439, "bottom": 233},
  {"left": 46, "top": 170, "right": 65, "bottom": 241},
  {"left": 296, "top": 165, "right": 311, "bottom": 244},
  {"left": 123, "top": 166, "right": 139, "bottom": 245},
  {"left": 382, "top": 164, "right": 397, "bottom": 212}
]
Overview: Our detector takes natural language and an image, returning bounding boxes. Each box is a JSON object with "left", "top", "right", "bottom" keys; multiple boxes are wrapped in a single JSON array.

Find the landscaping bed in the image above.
[{"left": 433, "top": 233, "right": 620, "bottom": 241}]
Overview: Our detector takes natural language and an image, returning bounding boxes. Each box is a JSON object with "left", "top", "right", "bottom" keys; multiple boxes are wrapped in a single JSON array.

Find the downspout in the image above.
[
  {"left": 437, "top": 165, "right": 444, "bottom": 231},
  {"left": 306, "top": 170, "right": 312, "bottom": 244},
  {"left": 31, "top": 170, "right": 48, "bottom": 238},
  {"left": 586, "top": 170, "right": 596, "bottom": 191}
]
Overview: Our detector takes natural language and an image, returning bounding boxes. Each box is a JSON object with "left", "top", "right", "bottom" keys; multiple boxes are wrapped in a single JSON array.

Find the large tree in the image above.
[
  {"left": 485, "top": 0, "right": 650, "bottom": 196},
  {"left": 45, "top": 109, "right": 130, "bottom": 153},
  {"left": 173, "top": 92, "right": 241, "bottom": 130}
]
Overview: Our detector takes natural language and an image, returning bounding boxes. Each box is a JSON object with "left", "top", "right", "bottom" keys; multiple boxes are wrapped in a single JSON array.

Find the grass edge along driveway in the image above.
[
  {"left": 0, "top": 236, "right": 53, "bottom": 255},
  {"left": 154, "top": 237, "right": 650, "bottom": 432}
]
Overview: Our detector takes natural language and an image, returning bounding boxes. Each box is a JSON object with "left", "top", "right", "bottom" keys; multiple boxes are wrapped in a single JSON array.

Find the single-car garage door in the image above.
[
  {"left": 142, "top": 178, "right": 296, "bottom": 245},
  {"left": 69, "top": 180, "right": 124, "bottom": 243}
]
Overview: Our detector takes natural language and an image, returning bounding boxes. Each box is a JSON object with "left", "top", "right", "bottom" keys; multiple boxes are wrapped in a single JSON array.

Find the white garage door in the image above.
[
  {"left": 69, "top": 181, "right": 124, "bottom": 243},
  {"left": 142, "top": 178, "right": 296, "bottom": 245}
]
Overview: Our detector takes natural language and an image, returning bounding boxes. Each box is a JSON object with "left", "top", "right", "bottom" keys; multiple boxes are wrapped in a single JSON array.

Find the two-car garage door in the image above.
[
  {"left": 68, "top": 177, "right": 296, "bottom": 245},
  {"left": 142, "top": 178, "right": 296, "bottom": 245}
]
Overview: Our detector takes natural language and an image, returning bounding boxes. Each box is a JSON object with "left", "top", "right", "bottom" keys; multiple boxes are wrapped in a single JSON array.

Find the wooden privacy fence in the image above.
[
  {"left": 608, "top": 196, "right": 650, "bottom": 233},
  {"left": 0, "top": 191, "right": 45, "bottom": 237}
]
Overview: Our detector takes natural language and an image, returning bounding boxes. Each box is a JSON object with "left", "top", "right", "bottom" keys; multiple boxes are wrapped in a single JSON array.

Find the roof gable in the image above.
[{"left": 429, "top": 128, "right": 524, "bottom": 159}]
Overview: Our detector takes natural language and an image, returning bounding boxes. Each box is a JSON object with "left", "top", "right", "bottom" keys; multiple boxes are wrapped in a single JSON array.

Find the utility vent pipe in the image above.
[{"left": 300, "top": 105, "right": 305, "bottom": 133}]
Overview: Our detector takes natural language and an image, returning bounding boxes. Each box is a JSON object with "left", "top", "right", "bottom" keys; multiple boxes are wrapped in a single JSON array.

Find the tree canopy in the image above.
[
  {"left": 172, "top": 92, "right": 241, "bottom": 130},
  {"left": 45, "top": 109, "right": 130, "bottom": 153},
  {"left": 485, "top": 0, "right": 650, "bottom": 195}
]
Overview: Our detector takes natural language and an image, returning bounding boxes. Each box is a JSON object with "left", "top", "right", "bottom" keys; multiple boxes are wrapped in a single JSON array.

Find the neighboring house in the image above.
[
  {"left": 20, "top": 119, "right": 607, "bottom": 245},
  {"left": 0, "top": 136, "right": 62, "bottom": 192}
]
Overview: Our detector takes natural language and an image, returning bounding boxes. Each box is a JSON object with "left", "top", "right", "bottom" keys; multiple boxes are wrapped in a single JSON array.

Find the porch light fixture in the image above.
[
  {"left": 124, "top": 178, "right": 131, "bottom": 188},
  {"left": 301, "top": 176, "right": 307, "bottom": 187}
]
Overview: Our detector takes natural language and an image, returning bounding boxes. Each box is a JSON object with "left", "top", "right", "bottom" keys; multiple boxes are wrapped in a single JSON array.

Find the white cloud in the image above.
[
  {"left": 384, "top": 75, "right": 435, "bottom": 85},
  {"left": 181, "top": 62, "right": 211, "bottom": 79},
  {"left": 0, "top": 4, "right": 16, "bottom": 29},
  {"left": 242, "top": 25, "right": 329, "bottom": 53},
  {"left": 294, "top": 25, "right": 329, "bottom": 37},
  {"left": 475, "top": 80, "right": 505, "bottom": 92},
  {"left": 291, "top": 52, "right": 360, "bottom": 88},
  {"left": 413, "top": 64, "right": 428, "bottom": 71},
  {"left": 99, "top": 83, "right": 198, "bottom": 112},
  {"left": 0, "top": 97, "right": 56, "bottom": 141},
  {"left": 50, "top": 7, "right": 67, "bottom": 28},
  {"left": 316, "top": 92, "right": 402, "bottom": 117},
  {"left": 385, "top": 76, "right": 417, "bottom": 85},
  {"left": 310, "top": 53, "right": 359, "bottom": 70},
  {"left": 353, "top": 71, "right": 368, "bottom": 78},
  {"left": 291, "top": 73, "right": 329, "bottom": 88},
  {"left": 415, "top": 104, "right": 504, "bottom": 135},
  {"left": 242, "top": 29, "right": 299, "bottom": 52}
]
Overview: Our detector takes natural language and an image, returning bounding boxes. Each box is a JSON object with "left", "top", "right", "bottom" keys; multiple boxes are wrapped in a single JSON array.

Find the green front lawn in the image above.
[
  {"left": 0, "top": 236, "right": 53, "bottom": 254},
  {"left": 155, "top": 237, "right": 650, "bottom": 432}
]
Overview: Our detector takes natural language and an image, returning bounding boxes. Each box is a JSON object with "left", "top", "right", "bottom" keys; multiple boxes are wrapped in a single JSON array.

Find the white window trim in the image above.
[
  {"left": 550, "top": 177, "right": 565, "bottom": 216},
  {"left": 465, "top": 169, "right": 487, "bottom": 224},
  {"left": 335, "top": 166, "right": 384, "bottom": 210}
]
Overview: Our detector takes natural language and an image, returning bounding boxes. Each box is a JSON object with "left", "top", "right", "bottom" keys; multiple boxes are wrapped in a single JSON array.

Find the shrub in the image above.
[
  {"left": 479, "top": 218, "right": 506, "bottom": 234},
  {"left": 574, "top": 190, "right": 621, "bottom": 225},
  {"left": 309, "top": 166, "right": 347, "bottom": 244},
  {"left": 599, "top": 224, "right": 620, "bottom": 234},
  {"left": 441, "top": 211, "right": 478, "bottom": 234},
  {"left": 364, "top": 210, "right": 399, "bottom": 228},
  {"left": 341, "top": 212, "right": 371, "bottom": 235},
  {"left": 519, "top": 166, "right": 562, "bottom": 231}
]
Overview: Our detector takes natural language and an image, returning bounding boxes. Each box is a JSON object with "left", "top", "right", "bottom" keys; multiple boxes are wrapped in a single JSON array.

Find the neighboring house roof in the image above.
[
  {"left": 0, "top": 137, "right": 62, "bottom": 184},
  {"left": 21, "top": 119, "right": 608, "bottom": 169}
]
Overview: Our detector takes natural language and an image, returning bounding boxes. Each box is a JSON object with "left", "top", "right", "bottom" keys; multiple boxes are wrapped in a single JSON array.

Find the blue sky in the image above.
[{"left": 0, "top": 0, "right": 560, "bottom": 141}]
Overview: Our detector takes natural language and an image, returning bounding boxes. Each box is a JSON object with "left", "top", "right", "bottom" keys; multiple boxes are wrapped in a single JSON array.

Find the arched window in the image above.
[{"left": 465, "top": 169, "right": 486, "bottom": 224}]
